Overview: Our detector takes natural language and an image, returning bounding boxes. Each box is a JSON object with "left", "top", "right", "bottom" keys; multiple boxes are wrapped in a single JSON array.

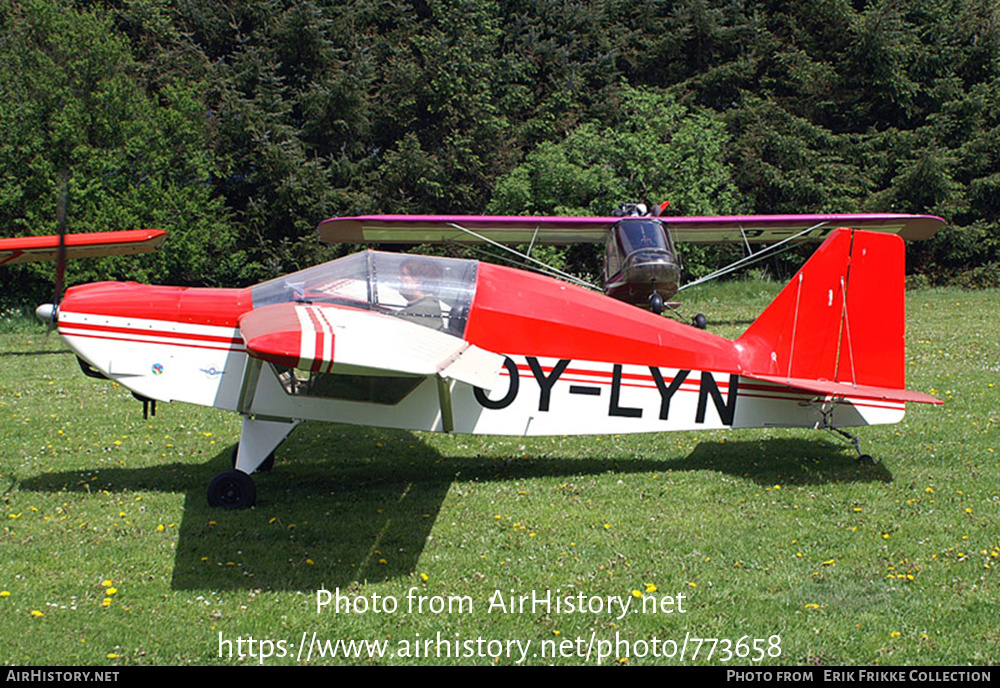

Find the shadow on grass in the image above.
[
  {"left": 0, "top": 348, "right": 70, "bottom": 357},
  {"left": 674, "top": 437, "right": 893, "bottom": 485},
  {"left": 18, "top": 425, "right": 889, "bottom": 591}
]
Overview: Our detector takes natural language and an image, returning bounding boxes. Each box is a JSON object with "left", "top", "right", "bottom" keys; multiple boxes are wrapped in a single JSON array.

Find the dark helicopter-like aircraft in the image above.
[{"left": 318, "top": 205, "right": 943, "bottom": 321}]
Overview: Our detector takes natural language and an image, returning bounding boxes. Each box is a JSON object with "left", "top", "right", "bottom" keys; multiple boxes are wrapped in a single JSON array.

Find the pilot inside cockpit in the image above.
[{"left": 396, "top": 257, "right": 448, "bottom": 330}]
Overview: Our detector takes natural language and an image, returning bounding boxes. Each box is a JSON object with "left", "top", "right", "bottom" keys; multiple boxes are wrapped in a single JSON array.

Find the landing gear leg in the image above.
[
  {"left": 826, "top": 425, "right": 874, "bottom": 464},
  {"left": 207, "top": 417, "right": 300, "bottom": 509},
  {"left": 816, "top": 401, "right": 874, "bottom": 464}
]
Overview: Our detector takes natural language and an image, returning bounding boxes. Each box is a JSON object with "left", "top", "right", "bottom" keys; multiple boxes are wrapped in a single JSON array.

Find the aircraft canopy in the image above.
[{"left": 250, "top": 251, "right": 479, "bottom": 337}]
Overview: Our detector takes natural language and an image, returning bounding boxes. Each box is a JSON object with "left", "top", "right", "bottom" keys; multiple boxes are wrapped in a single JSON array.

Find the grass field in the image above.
[{"left": 0, "top": 284, "right": 997, "bottom": 665}]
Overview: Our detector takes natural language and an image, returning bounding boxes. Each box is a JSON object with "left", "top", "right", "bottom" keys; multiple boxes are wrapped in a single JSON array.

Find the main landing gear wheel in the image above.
[
  {"left": 207, "top": 469, "right": 257, "bottom": 509},
  {"left": 858, "top": 454, "right": 875, "bottom": 466}
]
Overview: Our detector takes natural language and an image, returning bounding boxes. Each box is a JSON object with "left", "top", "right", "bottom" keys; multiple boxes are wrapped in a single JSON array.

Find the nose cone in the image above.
[{"left": 35, "top": 303, "right": 56, "bottom": 324}]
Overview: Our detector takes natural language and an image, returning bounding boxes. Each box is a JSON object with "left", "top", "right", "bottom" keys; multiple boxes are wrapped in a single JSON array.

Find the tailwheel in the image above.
[
  {"left": 207, "top": 469, "right": 256, "bottom": 509},
  {"left": 692, "top": 313, "right": 707, "bottom": 329}
]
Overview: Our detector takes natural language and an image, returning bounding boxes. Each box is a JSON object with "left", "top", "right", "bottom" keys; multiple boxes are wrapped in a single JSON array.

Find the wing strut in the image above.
[
  {"left": 680, "top": 222, "right": 830, "bottom": 291},
  {"left": 445, "top": 222, "right": 598, "bottom": 290}
]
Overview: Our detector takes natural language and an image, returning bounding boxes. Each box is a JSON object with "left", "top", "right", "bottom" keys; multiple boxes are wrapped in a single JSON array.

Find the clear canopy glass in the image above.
[
  {"left": 617, "top": 219, "right": 671, "bottom": 253},
  {"left": 251, "top": 250, "right": 479, "bottom": 336}
]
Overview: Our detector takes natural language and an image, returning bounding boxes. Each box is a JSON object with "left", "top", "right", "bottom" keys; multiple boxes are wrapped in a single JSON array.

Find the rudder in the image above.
[{"left": 737, "top": 228, "right": 905, "bottom": 391}]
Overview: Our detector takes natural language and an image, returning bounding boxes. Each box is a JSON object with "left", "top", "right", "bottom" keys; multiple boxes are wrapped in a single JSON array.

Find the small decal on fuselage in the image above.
[
  {"left": 474, "top": 356, "right": 739, "bottom": 426},
  {"left": 151, "top": 363, "right": 164, "bottom": 375}
]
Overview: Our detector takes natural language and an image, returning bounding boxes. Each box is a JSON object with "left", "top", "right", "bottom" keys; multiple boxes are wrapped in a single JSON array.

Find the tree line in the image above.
[{"left": 1, "top": 0, "right": 998, "bottom": 307}]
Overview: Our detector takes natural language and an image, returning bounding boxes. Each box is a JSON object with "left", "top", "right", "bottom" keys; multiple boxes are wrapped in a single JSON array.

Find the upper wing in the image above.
[
  {"left": 318, "top": 215, "right": 618, "bottom": 245},
  {"left": 0, "top": 229, "right": 167, "bottom": 265},
  {"left": 318, "top": 213, "right": 944, "bottom": 246},
  {"left": 238, "top": 302, "right": 504, "bottom": 390},
  {"left": 662, "top": 213, "right": 944, "bottom": 243}
]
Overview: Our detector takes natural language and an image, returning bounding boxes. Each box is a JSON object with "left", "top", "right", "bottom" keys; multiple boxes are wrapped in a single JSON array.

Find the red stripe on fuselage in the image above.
[
  {"left": 58, "top": 320, "right": 242, "bottom": 347},
  {"left": 60, "top": 329, "right": 246, "bottom": 353}
]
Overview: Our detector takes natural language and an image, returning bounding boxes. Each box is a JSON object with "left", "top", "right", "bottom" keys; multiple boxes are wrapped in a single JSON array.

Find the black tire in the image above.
[
  {"left": 858, "top": 454, "right": 874, "bottom": 465},
  {"left": 693, "top": 313, "right": 707, "bottom": 329},
  {"left": 207, "top": 469, "right": 257, "bottom": 509},
  {"left": 649, "top": 292, "right": 664, "bottom": 314}
]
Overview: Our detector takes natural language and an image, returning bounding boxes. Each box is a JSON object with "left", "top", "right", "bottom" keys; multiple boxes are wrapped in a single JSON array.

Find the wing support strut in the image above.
[
  {"left": 681, "top": 222, "right": 829, "bottom": 291},
  {"left": 446, "top": 222, "right": 598, "bottom": 290}
]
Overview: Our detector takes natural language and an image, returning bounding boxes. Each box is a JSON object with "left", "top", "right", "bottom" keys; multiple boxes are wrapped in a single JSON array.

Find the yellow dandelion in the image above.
[
  {"left": 632, "top": 589, "right": 642, "bottom": 598},
  {"left": 105, "top": 587, "right": 117, "bottom": 596},
  {"left": 306, "top": 559, "right": 315, "bottom": 566},
  {"left": 645, "top": 583, "right": 657, "bottom": 593},
  {"left": 156, "top": 524, "right": 164, "bottom": 532},
  {"left": 0, "top": 591, "right": 9, "bottom": 597},
  {"left": 107, "top": 653, "right": 118, "bottom": 659},
  {"left": 890, "top": 631, "right": 901, "bottom": 638},
  {"left": 378, "top": 558, "right": 387, "bottom": 565},
  {"left": 822, "top": 559, "right": 835, "bottom": 566},
  {"left": 420, "top": 573, "right": 429, "bottom": 581},
  {"left": 102, "top": 598, "right": 111, "bottom": 607},
  {"left": 804, "top": 603, "right": 819, "bottom": 610},
  {"left": 31, "top": 610, "right": 44, "bottom": 618}
]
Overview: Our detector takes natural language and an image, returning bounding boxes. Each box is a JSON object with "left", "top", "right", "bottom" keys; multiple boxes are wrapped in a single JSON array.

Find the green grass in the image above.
[{"left": 1, "top": 284, "right": 997, "bottom": 665}]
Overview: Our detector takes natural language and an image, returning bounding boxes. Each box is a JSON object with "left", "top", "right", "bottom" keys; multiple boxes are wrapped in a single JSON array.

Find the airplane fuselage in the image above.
[{"left": 54, "top": 252, "right": 904, "bottom": 439}]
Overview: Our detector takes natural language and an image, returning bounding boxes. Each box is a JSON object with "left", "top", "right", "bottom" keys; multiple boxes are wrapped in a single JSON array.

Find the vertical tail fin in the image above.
[{"left": 737, "top": 228, "right": 931, "bottom": 401}]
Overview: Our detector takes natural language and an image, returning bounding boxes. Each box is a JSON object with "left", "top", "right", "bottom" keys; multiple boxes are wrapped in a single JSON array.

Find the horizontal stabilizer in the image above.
[
  {"left": 745, "top": 373, "right": 941, "bottom": 405},
  {"left": 0, "top": 229, "right": 166, "bottom": 265}
]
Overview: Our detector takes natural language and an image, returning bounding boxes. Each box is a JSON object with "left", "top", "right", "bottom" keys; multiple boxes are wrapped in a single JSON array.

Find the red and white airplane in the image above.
[{"left": 38, "top": 219, "right": 940, "bottom": 509}]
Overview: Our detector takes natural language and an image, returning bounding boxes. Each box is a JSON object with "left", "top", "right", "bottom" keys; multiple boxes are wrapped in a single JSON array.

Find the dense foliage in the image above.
[{"left": 2, "top": 0, "right": 998, "bottom": 305}]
